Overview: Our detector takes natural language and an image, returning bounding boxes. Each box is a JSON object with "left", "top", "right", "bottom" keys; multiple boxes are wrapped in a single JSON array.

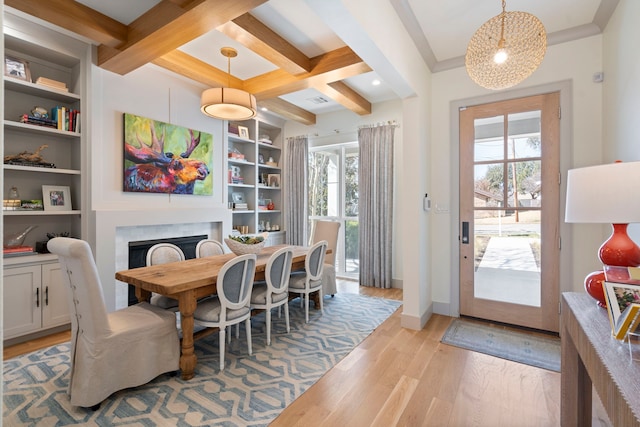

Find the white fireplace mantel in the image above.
[{"left": 94, "top": 207, "right": 232, "bottom": 311}]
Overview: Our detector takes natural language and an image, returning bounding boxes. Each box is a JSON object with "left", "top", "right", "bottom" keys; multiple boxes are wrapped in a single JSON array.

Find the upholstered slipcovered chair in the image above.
[
  {"left": 196, "top": 239, "right": 225, "bottom": 258},
  {"left": 309, "top": 220, "right": 341, "bottom": 296},
  {"left": 289, "top": 240, "right": 327, "bottom": 323},
  {"left": 47, "top": 237, "right": 180, "bottom": 408},
  {"left": 146, "top": 243, "right": 185, "bottom": 310},
  {"left": 193, "top": 254, "right": 256, "bottom": 370},
  {"left": 250, "top": 246, "right": 294, "bottom": 345}
]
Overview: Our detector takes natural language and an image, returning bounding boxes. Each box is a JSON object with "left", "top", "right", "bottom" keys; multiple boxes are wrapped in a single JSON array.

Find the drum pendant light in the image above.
[{"left": 201, "top": 47, "right": 257, "bottom": 120}]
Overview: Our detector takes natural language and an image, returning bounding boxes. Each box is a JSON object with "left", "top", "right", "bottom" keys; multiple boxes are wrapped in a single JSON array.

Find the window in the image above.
[{"left": 308, "top": 143, "right": 359, "bottom": 278}]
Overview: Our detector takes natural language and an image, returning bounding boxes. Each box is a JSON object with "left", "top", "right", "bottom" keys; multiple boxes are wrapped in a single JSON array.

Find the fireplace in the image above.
[{"left": 127, "top": 234, "right": 207, "bottom": 305}]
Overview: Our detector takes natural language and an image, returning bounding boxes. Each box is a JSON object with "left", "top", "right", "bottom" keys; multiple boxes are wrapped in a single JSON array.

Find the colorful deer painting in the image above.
[{"left": 123, "top": 113, "right": 213, "bottom": 195}]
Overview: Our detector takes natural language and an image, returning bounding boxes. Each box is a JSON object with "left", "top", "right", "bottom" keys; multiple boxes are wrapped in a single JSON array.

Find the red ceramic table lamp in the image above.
[{"left": 565, "top": 161, "right": 640, "bottom": 307}]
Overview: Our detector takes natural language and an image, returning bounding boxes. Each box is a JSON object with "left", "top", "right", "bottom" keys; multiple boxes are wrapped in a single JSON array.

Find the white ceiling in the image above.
[{"left": 74, "top": 0, "right": 617, "bottom": 117}]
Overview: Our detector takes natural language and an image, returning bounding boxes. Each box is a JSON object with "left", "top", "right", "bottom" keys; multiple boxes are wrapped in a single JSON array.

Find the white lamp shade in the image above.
[
  {"left": 201, "top": 87, "right": 257, "bottom": 121},
  {"left": 565, "top": 161, "right": 640, "bottom": 223}
]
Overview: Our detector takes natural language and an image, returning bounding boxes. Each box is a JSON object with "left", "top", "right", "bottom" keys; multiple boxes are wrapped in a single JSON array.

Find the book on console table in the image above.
[
  {"left": 603, "top": 281, "right": 640, "bottom": 340},
  {"left": 3, "top": 245, "right": 37, "bottom": 257}
]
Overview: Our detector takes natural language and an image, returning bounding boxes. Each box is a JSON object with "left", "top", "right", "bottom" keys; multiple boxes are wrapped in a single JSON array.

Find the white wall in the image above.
[
  {"left": 89, "top": 63, "right": 233, "bottom": 310},
  {"left": 602, "top": 0, "right": 640, "bottom": 243},
  {"left": 430, "top": 35, "right": 605, "bottom": 314}
]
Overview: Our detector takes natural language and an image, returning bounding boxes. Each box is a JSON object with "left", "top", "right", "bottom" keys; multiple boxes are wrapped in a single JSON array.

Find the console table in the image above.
[{"left": 561, "top": 292, "right": 640, "bottom": 426}]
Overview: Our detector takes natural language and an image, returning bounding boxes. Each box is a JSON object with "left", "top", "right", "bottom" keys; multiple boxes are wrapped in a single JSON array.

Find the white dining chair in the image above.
[
  {"left": 193, "top": 254, "right": 257, "bottom": 370},
  {"left": 146, "top": 243, "right": 185, "bottom": 311},
  {"left": 309, "top": 220, "right": 341, "bottom": 297},
  {"left": 47, "top": 237, "right": 180, "bottom": 409},
  {"left": 289, "top": 240, "right": 327, "bottom": 323},
  {"left": 250, "top": 246, "right": 294, "bottom": 345},
  {"left": 196, "top": 239, "right": 225, "bottom": 258}
]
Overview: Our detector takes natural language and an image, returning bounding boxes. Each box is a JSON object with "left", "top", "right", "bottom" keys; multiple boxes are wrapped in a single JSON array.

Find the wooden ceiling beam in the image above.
[
  {"left": 217, "top": 13, "right": 311, "bottom": 75},
  {"left": 5, "top": 0, "right": 127, "bottom": 47},
  {"left": 245, "top": 47, "right": 372, "bottom": 98},
  {"left": 320, "top": 81, "right": 371, "bottom": 115},
  {"left": 152, "top": 50, "right": 243, "bottom": 89},
  {"left": 97, "top": 0, "right": 268, "bottom": 75},
  {"left": 259, "top": 98, "right": 316, "bottom": 125}
]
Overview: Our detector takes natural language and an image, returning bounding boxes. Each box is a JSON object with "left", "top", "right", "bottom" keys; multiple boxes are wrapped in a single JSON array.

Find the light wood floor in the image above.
[{"left": 3, "top": 280, "right": 609, "bottom": 426}]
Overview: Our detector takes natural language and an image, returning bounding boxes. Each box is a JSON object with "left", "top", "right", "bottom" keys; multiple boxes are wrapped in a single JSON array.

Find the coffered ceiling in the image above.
[{"left": 5, "top": 0, "right": 618, "bottom": 125}]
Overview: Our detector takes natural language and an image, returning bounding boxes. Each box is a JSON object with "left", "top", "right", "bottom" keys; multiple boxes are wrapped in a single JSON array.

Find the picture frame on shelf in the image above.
[
  {"left": 258, "top": 153, "right": 265, "bottom": 164},
  {"left": 4, "top": 55, "right": 31, "bottom": 82},
  {"left": 238, "top": 126, "right": 249, "bottom": 139},
  {"left": 268, "top": 174, "right": 281, "bottom": 188},
  {"left": 231, "top": 192, "right": 245, "bottom": 204},
  {"left": 42, "top": 185, "right": 72, "bottom": 211}
]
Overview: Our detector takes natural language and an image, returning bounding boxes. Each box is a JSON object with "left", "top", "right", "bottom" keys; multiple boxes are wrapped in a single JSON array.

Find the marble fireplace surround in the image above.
[{"left": 94, "top": 208, "right": 232, "bottom": 311}]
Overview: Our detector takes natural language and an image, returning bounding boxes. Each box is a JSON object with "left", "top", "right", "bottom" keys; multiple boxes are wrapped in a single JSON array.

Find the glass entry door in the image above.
[{"left": 459, "top": 93, "right": 560, "bottom": 332}]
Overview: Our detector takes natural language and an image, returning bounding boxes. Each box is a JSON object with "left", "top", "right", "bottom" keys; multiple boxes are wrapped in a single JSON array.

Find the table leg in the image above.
[
  {"left": 178, "top": 290, "right": 197, "bottom": 380},
  {"left": 561, "top": 314, "right": 592, "bottom": 426}
]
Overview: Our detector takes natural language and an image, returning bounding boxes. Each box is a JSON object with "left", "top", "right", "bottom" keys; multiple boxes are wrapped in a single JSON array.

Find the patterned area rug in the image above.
[
  {"left": 3, "top": 293, "right": 401, "bottom": 426},
  {"left": 441, "top": 318, "right": 560, "bottom": 372}
]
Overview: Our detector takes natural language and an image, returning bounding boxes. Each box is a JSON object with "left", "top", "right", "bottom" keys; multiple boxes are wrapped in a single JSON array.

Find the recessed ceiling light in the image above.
[
  {"left": 372, "top": 79, "right": 381, "bottom": 86},
  {"left": 261, "top": 107, "right": 268, "bottom": 111}
]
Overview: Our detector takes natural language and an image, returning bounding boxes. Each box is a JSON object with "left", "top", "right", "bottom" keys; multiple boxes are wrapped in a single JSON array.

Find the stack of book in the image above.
[
  {"left": 36, "top": 76, "right": 68, "bottom": 92},
  {"left": 233, "top": 203, "right": 248, "bottom": 211},
  {"left": 19, "top": 113, "right": 57, "bottom": 128},
  {"left": 3, "top": 245, "right": 36, "bottom": 257}
]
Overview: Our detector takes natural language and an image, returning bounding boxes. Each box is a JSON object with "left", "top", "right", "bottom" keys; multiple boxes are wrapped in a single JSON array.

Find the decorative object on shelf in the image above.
[
  {"left": 224, "top": 233, "right": 268, "bottom": 256},
  {"left": 265, "top": 160, "right": 278, "bottom": 167},
  {"left": 465, "top": 0, "right": 546, "bottom": 90},
  {"left": 31, "top": 106, "right": 49, "bottom": 118},
  {"left": 258, "top": 153, "right": 265, "bottom": 164},
  {"left": 123, "top": 113, "right": 213, "bottom": 195},
  {"left": 200, "top": 47, "right": 256, "bottom": 121},
  {"left": 4, "top": 144, "right": 56, "bottom": 168},
  {"left": 19, "top": 200, "right": 44, "bottom": 211},
  {"left": 267, "top": 200, "right": 275, "bottom": 210},
  {"left": 258, "top": 134, "right": 272, "bottom": 144},
  {"left": 3, "top": 225, "right": 37, "bottom": 248},
  {"left": 4, "top": 55, "right": 31, "bottom": 82},
  {"left": 42, "top": 185, "right": 72, "bottom": 211},
  {"left": 565, "top": 160, "right": 640, "bottom": 307},
  {"left": 3, "top": 186, "right": 21, "bottom": 211},
  {"left": 238, "top": 126, "right": 249, "bottom": 139},
  {"left": 228, "top": 123, "right": 239, "bottom": 135},
  {"left": 36, "top": 231, "right": 71, "bottom": 253},
  {"left": 268, "top": 173, "right": 280, "bottom": 188},
  {"left": 228, "top": 147, "right": 245, "bottom": 160}
]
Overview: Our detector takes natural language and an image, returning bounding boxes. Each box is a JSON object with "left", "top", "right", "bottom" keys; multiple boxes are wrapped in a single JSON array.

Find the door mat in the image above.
[{"left": 441, "top": 318, "right": 560, "bottom": 372}]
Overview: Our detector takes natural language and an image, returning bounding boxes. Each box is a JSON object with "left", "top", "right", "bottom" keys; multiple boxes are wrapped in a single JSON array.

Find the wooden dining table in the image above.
[{"left": 115, "top": 244, "right": 316, "bottom": 380}]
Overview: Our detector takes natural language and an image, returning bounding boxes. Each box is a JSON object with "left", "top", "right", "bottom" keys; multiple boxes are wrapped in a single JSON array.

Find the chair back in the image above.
[
  {"left": 310, "top": 220, "right": 340, "bottom": 266},
  {"left": 196, "top": 239, "right": 225, "bottom": 258},
  {"left": 47, "top": 237, "right": 110, "bottom": 340},
  {"left": 146, "top": 243, "right": 185, "bottom": 266},
  {"left": 218, "top": 254, "right": 257, "bottom": 310},
  {"left": 306, "top": 240, "right": 328, "bottom": 283},
  {"left": 266, "top": 246, "right": 294, "bottom": 295}
]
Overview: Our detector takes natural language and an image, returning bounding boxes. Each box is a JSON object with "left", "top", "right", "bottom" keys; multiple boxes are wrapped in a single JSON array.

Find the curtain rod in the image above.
[{"left": 300, "top": 119, "right": 399, "bottom": 139}]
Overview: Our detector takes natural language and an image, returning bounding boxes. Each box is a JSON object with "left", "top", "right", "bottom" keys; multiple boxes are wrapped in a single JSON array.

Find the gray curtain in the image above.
[
  {"left": 284, "top": 135, "right": 308, "bottom": 246},
  {"left": 358, "top": 124, "right": 395, "bottom": 288}
]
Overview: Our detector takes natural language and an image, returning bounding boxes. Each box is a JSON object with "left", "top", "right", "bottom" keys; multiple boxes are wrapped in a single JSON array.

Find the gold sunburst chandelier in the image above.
[{"left": 465, "top": 0, "right": 547, "bottom": 90}]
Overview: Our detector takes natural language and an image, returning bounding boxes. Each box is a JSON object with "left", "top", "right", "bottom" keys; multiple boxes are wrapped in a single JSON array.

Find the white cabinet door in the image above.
[
  {"left": 3, "top": 265, "right": 42, "bottom": 339},
  {"left": 42, "top": 263, "right": 71, "bottom": 328}
]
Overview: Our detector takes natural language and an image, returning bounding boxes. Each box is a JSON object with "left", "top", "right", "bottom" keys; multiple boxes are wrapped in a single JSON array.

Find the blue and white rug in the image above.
[{"left": 3, "top": 293, "right": 401, "bottom": 426}]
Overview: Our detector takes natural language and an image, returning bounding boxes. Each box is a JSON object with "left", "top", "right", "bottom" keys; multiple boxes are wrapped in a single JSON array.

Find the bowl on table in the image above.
[{"left": 224, "top": 233, "right": 268, "bottom": 255}]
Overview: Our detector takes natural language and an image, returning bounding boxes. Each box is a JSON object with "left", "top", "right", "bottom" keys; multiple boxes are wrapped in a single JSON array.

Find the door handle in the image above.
[{"left": 461, "top": 221, "right": 469, "bottom": 244}]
